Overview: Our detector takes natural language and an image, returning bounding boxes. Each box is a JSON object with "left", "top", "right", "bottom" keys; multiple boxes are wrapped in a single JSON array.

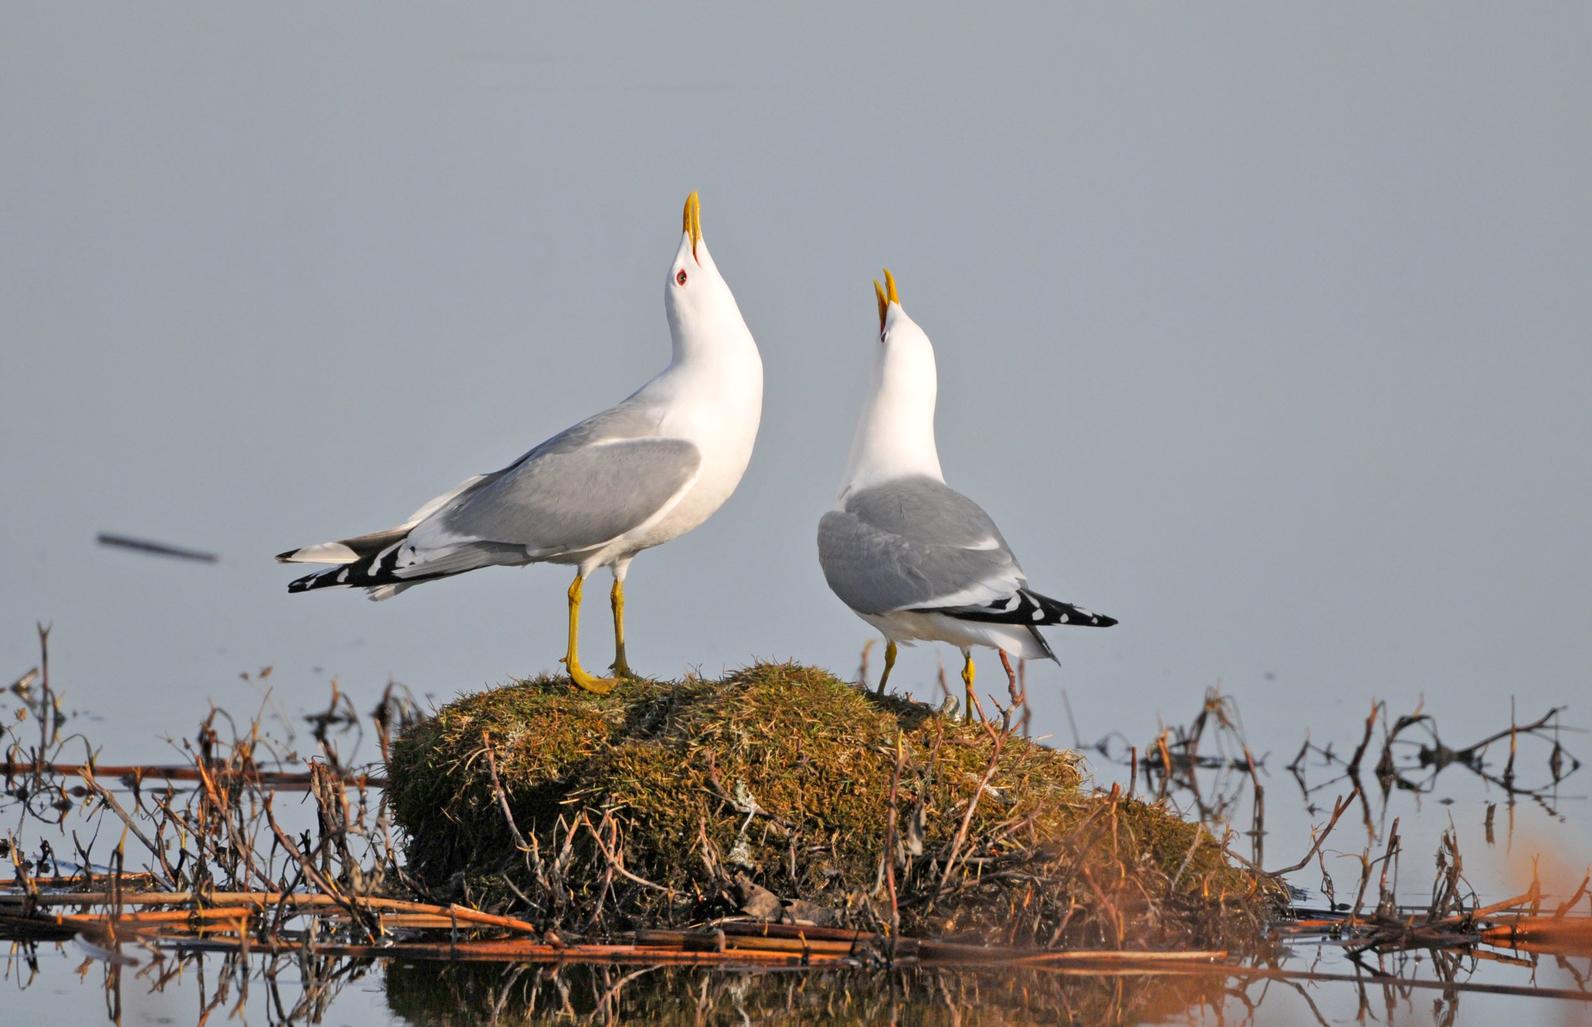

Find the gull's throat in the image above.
[{"left": 840, "top": 346, "right": 944, "bottom": 495}]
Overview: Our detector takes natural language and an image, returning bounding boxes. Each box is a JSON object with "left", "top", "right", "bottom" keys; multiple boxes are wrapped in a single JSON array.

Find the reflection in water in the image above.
[
  {"left": 1075, "top": 684, "right": 1584, "bottom": 907},
  {"left": 3, "top": 940, "right": 1586, "bottom": 1026},
  {"left": 384, "top": 961, "right": 1228, "bottom": 1026}
]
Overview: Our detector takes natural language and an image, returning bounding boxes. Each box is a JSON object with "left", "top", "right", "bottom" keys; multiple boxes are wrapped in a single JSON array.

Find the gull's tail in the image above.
[
  {"left": 280, "top": 537, "right": 422, "bottom": 600},
  {"left": 278, "top": 531, "right": 515, "bottom": 601},
  {"left": 276, "top": 529, "right": 400, "bottom": 568},
  {"left": 277, "top": 526, "right": 437, "bottom": 600},
  {"left": 276, "top": 474, "right": 490, "bottom": 601}
]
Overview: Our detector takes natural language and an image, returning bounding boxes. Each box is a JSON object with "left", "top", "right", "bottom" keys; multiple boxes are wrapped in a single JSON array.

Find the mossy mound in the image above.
[{"left": 389, "top": 663, "right": 1274, "bottom": 949}]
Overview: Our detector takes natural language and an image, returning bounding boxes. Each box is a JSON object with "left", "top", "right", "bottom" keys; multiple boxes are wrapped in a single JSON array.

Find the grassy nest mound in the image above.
[{"left": 389, "top": 663, "right": 1275, "bottom": 949}]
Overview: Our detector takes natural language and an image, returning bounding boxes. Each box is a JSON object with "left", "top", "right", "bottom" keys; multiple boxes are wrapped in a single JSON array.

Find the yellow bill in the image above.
[{"left": 682, "top": 191, "right": 702, "bottom": 259}]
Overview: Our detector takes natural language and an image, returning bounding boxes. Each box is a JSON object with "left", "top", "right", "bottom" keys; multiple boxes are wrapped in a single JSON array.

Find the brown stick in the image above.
[
  {"left": 162, "top": 935, "right": 853, "bottom": 966},
  {"left": 883, "top": 730, "right": 904, "bottom": 944},
  {"left": 1, "top": 890, "right": 542, "bottom": 935},
  {"left": 60, "top": 906, "right": 254, "bottom": 926},
  {"left": 1477, "top": 915, "right": 1592, "bottom": 955},
  {"left": 932, "top": 731, "right": 1006, "bottom": 901},
  {"left": 78, "top": 768, "right": 173, "bottom": 887},
  {"left": 1264, "top": 793, "right": 1353, "bottom": 876},
  {"left": 0, "top": 762, "right": 385, "bottom": 788}
]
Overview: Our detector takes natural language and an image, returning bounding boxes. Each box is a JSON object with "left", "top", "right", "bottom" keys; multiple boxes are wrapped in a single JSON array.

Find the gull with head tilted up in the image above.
[
  {"left": 279, "top": 192, "right": 763, "bottom": 695},
  {"left": 817, "top": 269, "right": 1115, "bottom": 719}
]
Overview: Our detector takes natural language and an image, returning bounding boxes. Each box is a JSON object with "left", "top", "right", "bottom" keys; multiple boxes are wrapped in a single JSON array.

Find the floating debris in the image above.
[{"left": 95, "top": 533, "right": 218, "bottom": 563}]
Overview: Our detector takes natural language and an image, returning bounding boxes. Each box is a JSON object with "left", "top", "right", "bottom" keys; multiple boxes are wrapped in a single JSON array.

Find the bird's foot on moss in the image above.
[{"left": 562, "top": 658, "right": 619, "bottom": 696}]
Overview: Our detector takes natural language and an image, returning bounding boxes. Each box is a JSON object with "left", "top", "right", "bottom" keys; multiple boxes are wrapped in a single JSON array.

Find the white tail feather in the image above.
[{"left": 278, "top": 541, "right": 358, "bottom": 565}]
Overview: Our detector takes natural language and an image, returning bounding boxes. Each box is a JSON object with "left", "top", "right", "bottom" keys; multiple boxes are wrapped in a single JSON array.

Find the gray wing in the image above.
[
  {"left": 817, "top": 476, "right": 1026, "bottom": 615},
  {"left": 408, "top": 406, "right": 700, "bottom": 557}
]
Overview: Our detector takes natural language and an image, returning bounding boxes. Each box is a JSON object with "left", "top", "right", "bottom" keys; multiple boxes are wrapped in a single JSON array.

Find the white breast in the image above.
[{"left": 604, "top": 344, "right": 763, "bottom": 560}]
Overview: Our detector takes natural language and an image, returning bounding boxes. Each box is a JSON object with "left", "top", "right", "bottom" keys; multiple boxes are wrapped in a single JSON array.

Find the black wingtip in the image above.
[
  {"left": 275, "top": 548, "right": 299, "bottom": 563},
  {"left": 922, "top": 590, "right": 1118, "bottom": 629},
  {"left": 1057, "top": 606, "right": 1116, "bottom": 628}
]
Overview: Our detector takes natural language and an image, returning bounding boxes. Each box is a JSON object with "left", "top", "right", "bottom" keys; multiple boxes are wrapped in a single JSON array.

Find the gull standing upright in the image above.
[
  {"left": 279, "top": 192, "right": 763, "bottom": 695},
  {"left": 817, "top": 269, "right": 1115, "bottom": 719}
]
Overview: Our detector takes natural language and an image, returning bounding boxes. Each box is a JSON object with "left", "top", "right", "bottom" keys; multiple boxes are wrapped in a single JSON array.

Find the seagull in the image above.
[
  {"left": 278, "top": 192, "right": 763, "bottom": 695},
  {"left": 817, "top": 269, "right": 1115, "bottom": 719}
]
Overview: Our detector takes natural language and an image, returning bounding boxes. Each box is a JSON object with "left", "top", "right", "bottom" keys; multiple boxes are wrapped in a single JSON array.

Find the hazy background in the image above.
[{"left": 4, "top": 5, "right": 1589, "bottom": 768}]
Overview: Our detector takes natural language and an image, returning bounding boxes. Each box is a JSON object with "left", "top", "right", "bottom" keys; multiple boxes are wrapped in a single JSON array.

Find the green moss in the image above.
[{"left": 389, "top": 663, "right": 1276, "bottom": 949}]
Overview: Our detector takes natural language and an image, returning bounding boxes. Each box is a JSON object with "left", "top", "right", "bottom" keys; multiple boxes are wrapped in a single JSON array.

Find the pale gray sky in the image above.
[{"left": 4, "top": 5, "right": 1590, "bottom": 768}]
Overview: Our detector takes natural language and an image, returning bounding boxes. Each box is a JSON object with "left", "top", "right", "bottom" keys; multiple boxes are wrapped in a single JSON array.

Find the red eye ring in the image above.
[{"left": 676, "top": 269, "right": 688, "bottom": 286}]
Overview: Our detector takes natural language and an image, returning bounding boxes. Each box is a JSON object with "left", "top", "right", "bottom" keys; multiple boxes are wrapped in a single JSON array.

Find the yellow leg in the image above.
[
  {"left": 961, "top": 650, "right": 979, "bottom": 723},
  {"left": 874, "top": 640, "right": 897, "bottom": 696},
  {"left": 561, "top": 573, "right": 617, "bottom": 695},
  {"left": 610, "top": 577, "right": 635, "bottom": 679}
]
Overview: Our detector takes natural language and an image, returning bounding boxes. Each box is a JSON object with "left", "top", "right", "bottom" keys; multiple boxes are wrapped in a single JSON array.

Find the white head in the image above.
[
  {"left": 663, "top": 192, "right": 753, "bottom": 361},
  {"left": 840, "top": 268, "right": 946, "bottom": 496}
]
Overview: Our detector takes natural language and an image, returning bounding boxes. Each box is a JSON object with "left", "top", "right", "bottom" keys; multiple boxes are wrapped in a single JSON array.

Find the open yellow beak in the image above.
[
  {"left": 873, "top": 267, "right": 899, "bottom": 333},
  {"left": 682, "top": 191, "right": 702, "bottom": 261}
]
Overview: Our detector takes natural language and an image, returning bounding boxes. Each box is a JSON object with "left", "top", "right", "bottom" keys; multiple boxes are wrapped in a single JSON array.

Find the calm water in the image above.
[
  {"left": 3, "top": 636, "right": 1588, "bottom": 1025},
  {"left": 8, "top": 933, "right": 1592, "bottom": 1025}
]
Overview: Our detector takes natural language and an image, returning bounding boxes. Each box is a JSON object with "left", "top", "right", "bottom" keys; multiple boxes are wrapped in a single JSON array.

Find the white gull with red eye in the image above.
[{"left": 278, "top": 192, "right": 763, "bottom": 695}]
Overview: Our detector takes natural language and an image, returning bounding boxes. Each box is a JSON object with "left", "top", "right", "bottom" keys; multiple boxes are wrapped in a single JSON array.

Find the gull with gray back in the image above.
[
  {"left": 279, "top": 193, "right": 763, "bottom": 695},
  {"left": 818, "top": 269, "right": 1114, "bottom": 719}
]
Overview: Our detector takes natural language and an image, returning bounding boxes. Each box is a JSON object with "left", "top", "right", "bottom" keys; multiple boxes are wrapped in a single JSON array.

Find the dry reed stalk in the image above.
[
  {"left": 1480, "top": 915, "right": 1592, "bottom": 951},
  {"left": 882, "top": 730, "right": 904, "bottom": 944},
  {"left": 2, "top": 890, "right": 540, "bottom": 934},
  {"left": 70, "top": 906, "right": 254, "bottom": 926},
  {"left": 167, "top": 935, "right": 856, "bottom": 966},
  {"left": 0, "top": 762, "right": 385, "bottom": 789}
]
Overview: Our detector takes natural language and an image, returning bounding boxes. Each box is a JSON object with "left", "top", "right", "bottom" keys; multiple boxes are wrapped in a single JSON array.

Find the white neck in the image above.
[
  {"left": 666, "top": 301, "right": 757, "bottom": 369},
  {"left": 840, "top": 310, "right": 944, "bottom": 497},
  {"left": 661, "top": 234, "right": 759, "bottom": 371}
]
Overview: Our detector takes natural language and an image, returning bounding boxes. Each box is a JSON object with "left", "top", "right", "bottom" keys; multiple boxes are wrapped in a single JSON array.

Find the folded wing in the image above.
[
  {"left": 818, "top": 475, "right": 1115, "bottom": 631},
  {"left": 281, "top": 404, "right": 702, "bottom": 598},
  {"left": 415, "top": 436, "right": 700, "bottom": 558},
  {"left": 818, "top": 476, "right": 1025, "bottom": 615}
]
